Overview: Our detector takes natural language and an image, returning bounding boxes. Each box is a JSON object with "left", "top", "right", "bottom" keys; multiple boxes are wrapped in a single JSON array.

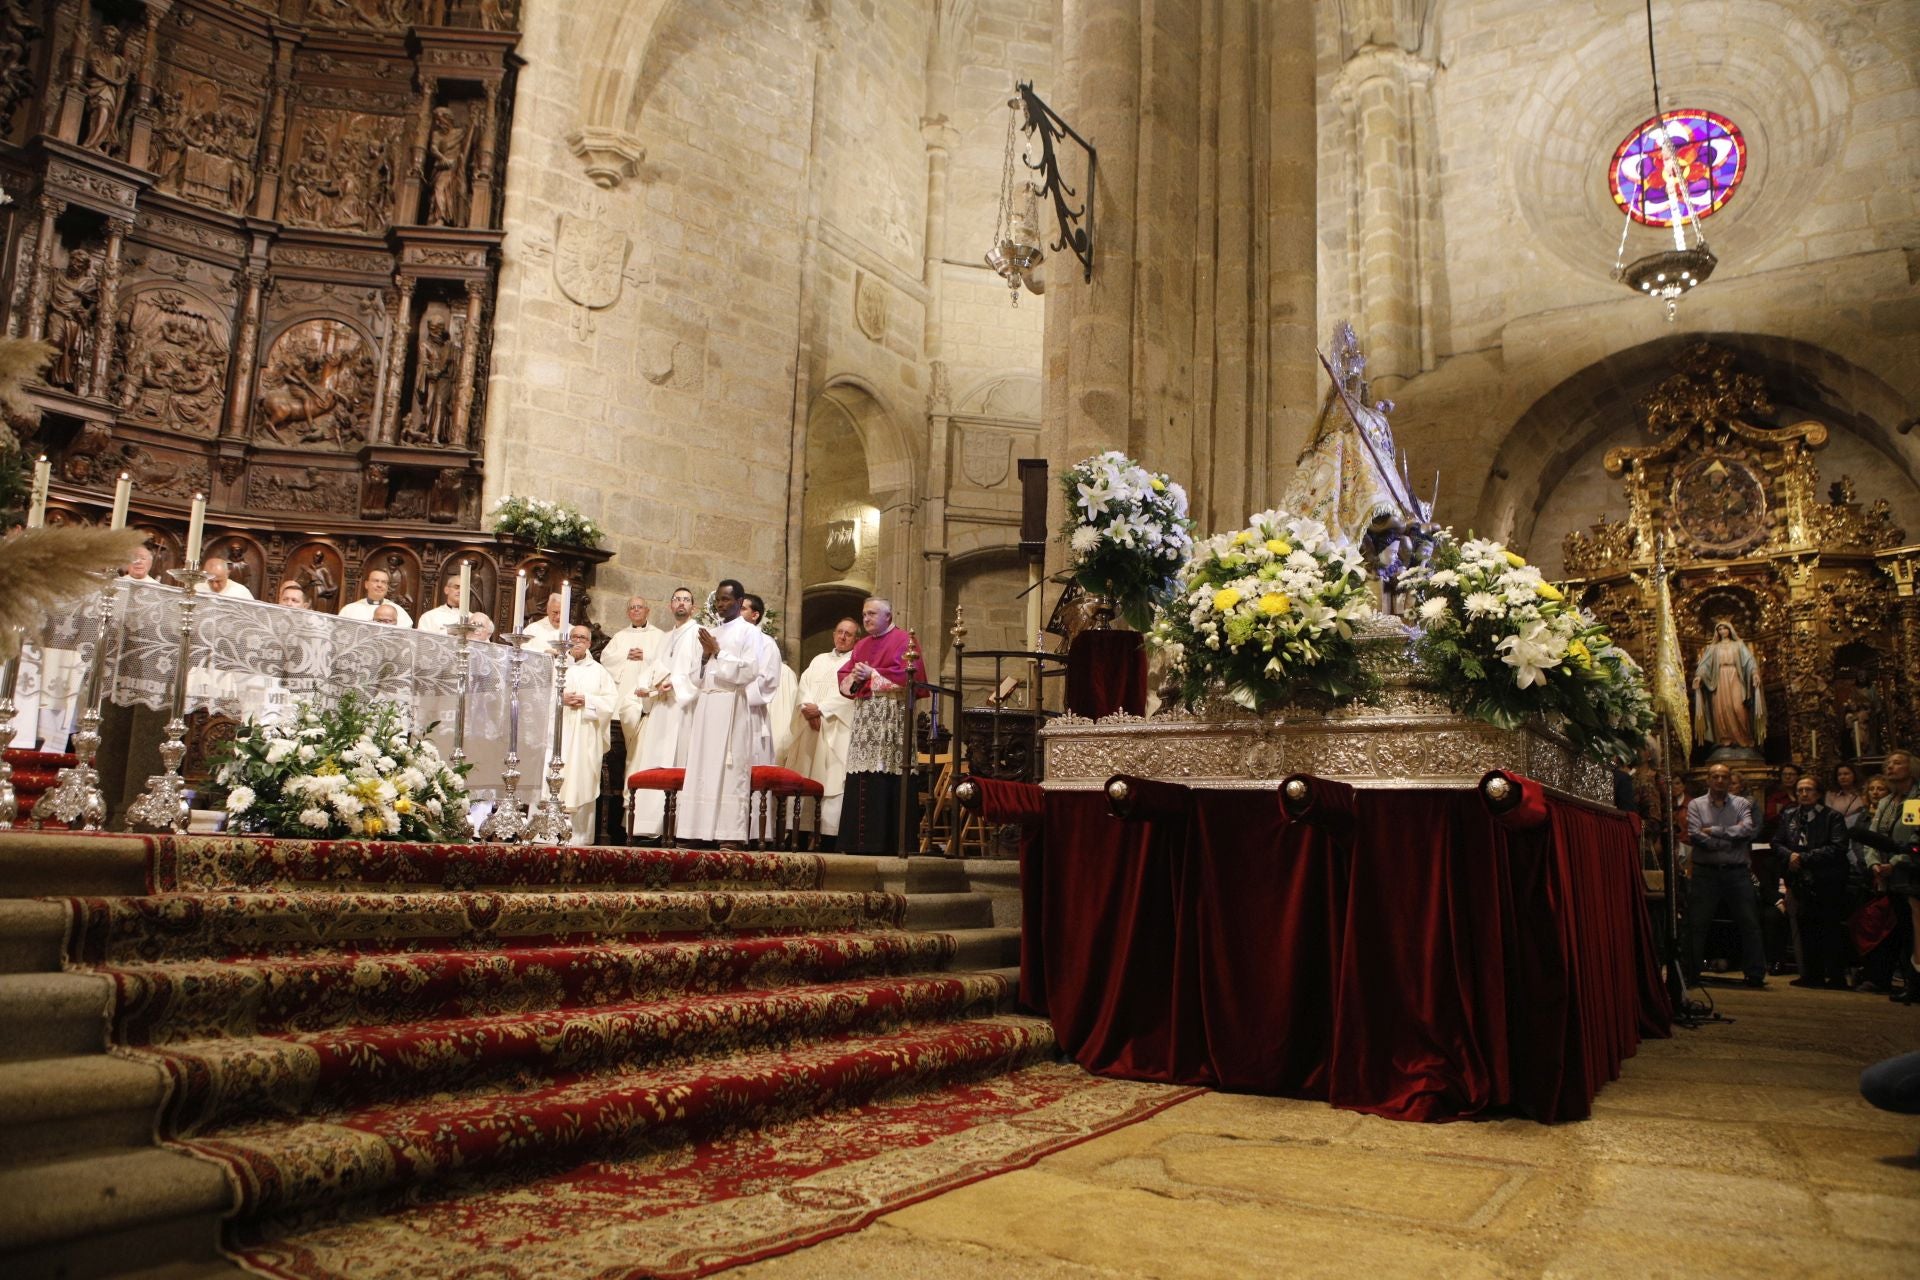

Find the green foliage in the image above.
[{"left": 489, "top": 494, "right": 605, "bottom": 550}]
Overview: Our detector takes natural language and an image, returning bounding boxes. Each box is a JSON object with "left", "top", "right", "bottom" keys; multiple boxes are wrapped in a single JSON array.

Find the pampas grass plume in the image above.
[{"left": 0, "top": 525, "right": 148, "bottom": 660}]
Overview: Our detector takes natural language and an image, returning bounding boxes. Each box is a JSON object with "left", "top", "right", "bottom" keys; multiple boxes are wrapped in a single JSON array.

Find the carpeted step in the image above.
[
  {"left": 148, "top": 835, "right": 825, "bottom": 895},
  {"left": 100, "top": 929, "right": 963, "bottom": 1045},
  {"left": 182, "top": 1013, "right": 1057, "bottom": 1217},
  {"left": 154, "top": 972, "right": 1016, "bottom": 1135},
  {"left": 62, "top": 887, "right": 910, "bottom": 964}
]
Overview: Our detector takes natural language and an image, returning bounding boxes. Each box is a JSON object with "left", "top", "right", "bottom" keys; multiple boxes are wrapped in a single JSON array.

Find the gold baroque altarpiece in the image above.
[
  {"left": 1562, "top": 343, "right": 1916, "bottom": 776},
  {"left": 1, "top": 0, "right": 609, "bottom": 629}
]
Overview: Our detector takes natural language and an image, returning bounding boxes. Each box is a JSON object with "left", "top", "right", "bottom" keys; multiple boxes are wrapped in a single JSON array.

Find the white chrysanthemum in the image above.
[
  {"left": 299, "top": 807, "right": 329, "bottom": 829},
  {"left": 225, "top": 785, "right": 255, "bottom": 814},
  {"left": 1464, "top": 591, "right": 1502, "bottom": 618},
  {"left": 1069, "top": 525, "right": 1101, "bottom": 554},
  {"left": 265, "top": 739, "right": 295, "bottom": 765},
  {"left": 1427, "top": 569, "right": 1460, "bottom": 588},
  {"left": 297, "top": 744, "right": 316, "bottom": 763},
  {"left": 376, "top": 756, "right": 397, "bottom": 774},
  {"left": 330, "top": 792, "right": 363, "bottom": 818},
  {"left": 1418, "top": 597, "right": 1450, "bottom": 621}
]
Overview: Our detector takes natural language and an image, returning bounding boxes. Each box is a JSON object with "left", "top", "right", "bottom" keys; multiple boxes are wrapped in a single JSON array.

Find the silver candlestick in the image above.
[
  {"left": 523, "top": 637, "right": 572, "bottom": 844},
  {"left": 444, "top": 615, "right": 473, "bottom": 774},
  {"left": 0, "top": 635, "right": 21, "bottom": 826},
  {"left": 127, "top": 570, "right": 207, "bottom": 833},
  {"left": 478, "top": 632, "right": 532, "bottom": 842},
  {"left": 35, "top": 578, "right": 122, "bottom": 831}
]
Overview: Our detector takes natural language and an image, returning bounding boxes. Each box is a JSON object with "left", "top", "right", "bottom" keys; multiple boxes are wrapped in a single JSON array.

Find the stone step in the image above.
[
  {"left": 0, "top": 899, "right": 67, "bottom": 974},
  {"left": 0, "top": 831, "right": 152, "bottom": 899},
  {"left": 904, "top": 889, "right": 999, "bottom": 931},
  {"left": 817, "top": 852, "right": 974, "bottom": 894},
  {"left": 0, "top": 1146, "right": 233, "bottom": 1259},
  {"left": 0, "top": 972, "right": 110, "bottom": 1062},
  {"left": 0, "top": 1054, "right": 166, "bottom": 1166}
]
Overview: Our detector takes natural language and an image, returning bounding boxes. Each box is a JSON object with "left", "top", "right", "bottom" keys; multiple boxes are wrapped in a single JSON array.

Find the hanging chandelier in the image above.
[
  {"left": 986, "top": 96, "right": 1044, "bottom": 305},
  {"left": 1611, "top": 0, "right": 1717, "bottom": 321}
]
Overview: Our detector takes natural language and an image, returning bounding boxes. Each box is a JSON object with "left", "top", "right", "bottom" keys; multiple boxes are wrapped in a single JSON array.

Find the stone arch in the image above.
[
  {"left": 566, "top": 0, "right": 676, "bottom": 187},
  {"left": 799, "top": 379, "right": 920, "bottom": 632},
  {"left": 1477, "top": 332, "right": 1920, "bottom": 567}
]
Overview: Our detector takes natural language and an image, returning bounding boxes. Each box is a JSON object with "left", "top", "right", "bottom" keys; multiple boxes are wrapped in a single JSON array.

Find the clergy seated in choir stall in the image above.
[
  {"left": 194, "top": 554, "right": 253, "bottom": 599},
  {"left": 123, "top": 544, "right": 153, "bottom": 580},
  {"left": 623, "top": 586, "right": 703, "bottom": 839},
  {"left": 468, "top": 612, "right": 496, "bottom": 643},
  {"left": 523, "top": 592, "right": 565, "bottom": 652},
  {"left": 277, "top": 580, "right": 308, "bottom": 608},
  {"left": 556, "top": 623, "right": 616, "bottom": 845},
  {"left": 372, "top": 603, "right": 399, "bottom": 625},
  {"left": 837, "top": 597, "right": 914, "bottom": 855},
  {"left": 781, "top": 615, "right": 860, "bottom": 841},
  {"left": 338, "top": 568, "right": 413, "bottom": 627},
  {"left": 416, "top": 577, "right": 469, "bottom": 633},
  {"left": 603, "top": 595, "right": 668, "bottom": 779},
  {"left": 742, "top": 594, "right": 799, "bottom": 761},
  {"left": 678, "top": 580, "right": 781, "bottom": 845}
]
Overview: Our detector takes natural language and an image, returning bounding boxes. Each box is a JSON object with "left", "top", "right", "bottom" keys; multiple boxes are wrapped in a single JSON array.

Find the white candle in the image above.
[
  {"left": 558, "top": 580, "right": 572, "bottom": 642},
  {"left": 458, "top": 561, "right": 472, "bottom": 616},
  {"left": 511, "top": 569, "right": 528, "bottom": 633},
  {"left": 26, "top": 455, "right": 49, "bottom": 528},
  {"left": 184, "top": 493, "right": 206, "bottom": 570},
  {"left": 109, "top": 472, "right": 131, "bottom": 530}
]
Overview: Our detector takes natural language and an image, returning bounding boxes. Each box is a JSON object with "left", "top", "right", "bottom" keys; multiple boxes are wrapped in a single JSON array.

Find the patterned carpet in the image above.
[{"left": 48, "top": 835, "right": 1196, "bottom": 1276}]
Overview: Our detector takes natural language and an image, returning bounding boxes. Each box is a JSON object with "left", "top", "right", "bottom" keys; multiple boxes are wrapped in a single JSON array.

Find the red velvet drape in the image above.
[
  {"left": 1034, "top": 787, "right": 1670, "bottom": 1123},
  {"left": 1065, "top": 630, "right": 1147, "bottom": 718}
]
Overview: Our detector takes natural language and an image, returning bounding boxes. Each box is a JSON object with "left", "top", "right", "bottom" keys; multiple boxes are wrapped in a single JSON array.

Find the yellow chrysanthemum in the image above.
[
  {"left": 1257, "top": 592, "right": 1291, "bottom": 617},
  {"left": 362, "top": 816, "right": 385, "bottom": 836},
  {"left": 1535, "top": 581, "right": 1564, "bottom": 602},
  {"left": 1150, "top": 477, "right": 1166, "bottom": 491},
  {"left": 1232, "top": 531, "right": 1253, "bottom": 546},
  {"left": 1265, "top": 538, "right": 1291, "bottom": 556},
  {"left": 1566, "top": 638, "right": 1592, "bottom": 668},
  {"left": 1504, "top": 551, "right": 1527, "bottom": 569},
  {"left": 1212, "top": 587, "right": 1243, "bottom": 612},
  {"left": 394, "top": 796, "right": 413, "bottom": 815}
]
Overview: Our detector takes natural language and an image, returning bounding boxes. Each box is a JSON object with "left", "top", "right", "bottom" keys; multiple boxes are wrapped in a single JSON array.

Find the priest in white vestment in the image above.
[
  {"left": 626, "top": 587, "right": 702, "bottom": 837},
  {"left": 603, "top": 595, "right": 668, "bottom": 777},
  {"left": 193, "top": 554, "right": 255, "bottom": 600},
  {"left": 781, "top": 616, "right": 860, "bottom": 837},
  {"left": 554, "top": 624, "right": 616, "bottom": 845},
  {"left": 740, "top": 594, "right": 798, "bottom": 760},
  {"left": 338, "top": 568, "right": 411, "bottom": 626},
  {"left": 680, "top": 581, "right": 781, "bottom": 843},
  {"left": 415, "top": 577, "right": 468, "bottom": 633},
  {"left": 523, "top": 592, "right": 565, "bottom": 653}
]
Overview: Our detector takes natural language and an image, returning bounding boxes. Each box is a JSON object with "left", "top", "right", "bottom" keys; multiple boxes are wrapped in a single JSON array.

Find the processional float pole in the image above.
[
  {"left": 524, "top": 642, "right": 571, "bottom": 844},
  {"left": 478, "top": 632, "right": 532, "bottom": 843},
  {"left": 37, "top": 576, "right": 122, "bottom": 830},
  {"left": 127, "top": 571, "right": 208, "bottom": 833},
  {"left": 0, "top": 636, "right": 21, "bottom": 825}
]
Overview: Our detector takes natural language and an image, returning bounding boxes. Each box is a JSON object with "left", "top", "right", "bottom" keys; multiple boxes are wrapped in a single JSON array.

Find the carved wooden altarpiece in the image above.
[
  {"left": 1562, "top": 344, "right": 1917, "bottom": 780},
  {"left": 0, "top": 0, "right": 607, "bottom": 632}
]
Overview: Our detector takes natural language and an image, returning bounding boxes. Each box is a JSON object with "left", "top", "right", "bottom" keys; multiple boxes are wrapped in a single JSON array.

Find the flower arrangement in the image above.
[
  {"left": 1399, "top": 536, "right": 1653, "bottom": 766},
  {"left": 1061, "top": 451, "right": 1195, "bottom": 630},
  {"left": 489, "top": 494, "right": 605, "bottom": 550},
  {"left": 211, "top": 690, "right": 472, "bottom": 841},
  {"left": 1149, "top": 510, "right": 1378, "bottom": 712}
]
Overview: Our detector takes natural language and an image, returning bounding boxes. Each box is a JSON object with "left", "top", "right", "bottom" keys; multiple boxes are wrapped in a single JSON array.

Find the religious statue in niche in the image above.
[
  {"left": 151, "top": 77, "right": 260, "bottom": 213},
  {"left": 283, "top": 130, "right": 343, "bottom": 226},
  {"left": 1692, "top": 621, "right": 1767, "bottom": 761},
  {"left": 43, "top": 247, "right": 100, "bottom": 392},
  {"left": 78, "top": 23, "right": 132, "bottom": 153},
  {"left": 295, "top": 548, "right": 341, "bottom": 613},
  {"left": 475, "top": 0, "right": 518, "bottom": 31},
  {"left": 402, "top": 303, "right": 461, "bottom": 446},
  {"left": 0, "top": 0, "right": 40, "bottom": 136},
  {"left": 254, "top": 320, "right": 378, "bottom": 448},
  {"left": 1671, "top": 455, "right": 1768, "bottom": 556},
  {"left": 425, "top": 105, "right": 472, "bottom": 226},
  {"left": 116, "top": 291, "right": 230, "bottom": 435}
]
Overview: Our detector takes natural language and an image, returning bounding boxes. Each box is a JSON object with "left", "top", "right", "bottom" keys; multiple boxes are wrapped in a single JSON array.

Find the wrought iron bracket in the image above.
[{"left": 1015, "top": 82, "right": 1096, "bottom": 283}]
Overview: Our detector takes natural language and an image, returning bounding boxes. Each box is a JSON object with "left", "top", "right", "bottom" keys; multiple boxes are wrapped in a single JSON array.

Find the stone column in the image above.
[
  {"left": 378, "top": 275, "right": 417, "bottom": 444},
  {"left": 85, "top": 216, "right": 131, "bottom": 399},
  {"left": 223, "top": 266, "right": 267, "bottom": 438},
  {"left": 1264, "top": 0, "right": 1320, "bottom": 505},
  {"left": 449, "top": 279, "right": 485, "bottom": 447},
  {"left": 1334, "top": 41, "right": 1434, "bottom": 391},
  {"left": 20, "top": 195, "right": 62, "bottom": 341},
  {"left": 468, "top": 83, "right": 500, "bottom": 228}
]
